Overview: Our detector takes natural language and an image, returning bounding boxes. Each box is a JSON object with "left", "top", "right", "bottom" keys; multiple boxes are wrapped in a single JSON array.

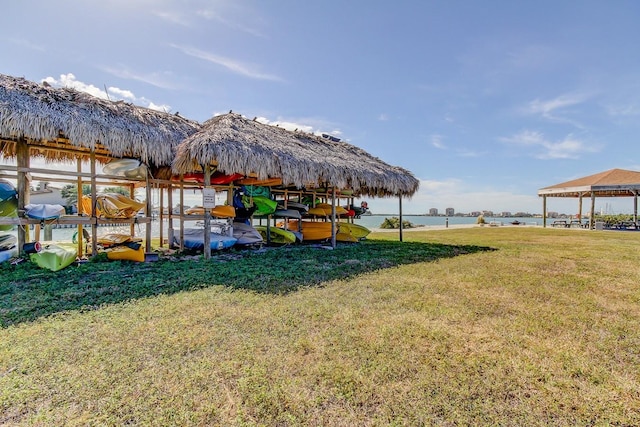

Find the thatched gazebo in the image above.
[
  {"left": 172, "top": 113, "right": 419, "bottom": 196},
  {"left": 0, "top": 74, "right": 201, "bottom": 253},
  {"left": 538, "top": 168, "right": 640, "bottom": 228},
  {"left": 172, "top": 113, "right": 419, "bottom": 255}
]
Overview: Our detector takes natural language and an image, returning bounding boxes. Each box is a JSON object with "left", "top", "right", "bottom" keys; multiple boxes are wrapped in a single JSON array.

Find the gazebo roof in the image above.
[
  {"left": 172, "top": 113, "right": 419, "bottom": 197},
  {"left": 0, "top": 74, "right": 201, "bottom": 166},
  {"left": 538, "top": 169, "right": 640, "bottom": 197}
]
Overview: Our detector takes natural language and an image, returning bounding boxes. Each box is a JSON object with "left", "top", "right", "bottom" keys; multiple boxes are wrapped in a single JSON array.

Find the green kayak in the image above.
[{"left": 30, "top": 244, "right": 77, "bottom": 272}]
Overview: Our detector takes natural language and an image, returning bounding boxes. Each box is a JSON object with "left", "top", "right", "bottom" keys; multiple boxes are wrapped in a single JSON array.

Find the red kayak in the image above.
[{"left": 173, "top": 172, "right": 244, "bottom": 184}]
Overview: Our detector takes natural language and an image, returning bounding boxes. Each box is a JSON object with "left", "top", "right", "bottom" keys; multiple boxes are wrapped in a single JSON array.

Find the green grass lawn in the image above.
[{"left": 1, "top": 227, "right": 639, "bottom": 425}]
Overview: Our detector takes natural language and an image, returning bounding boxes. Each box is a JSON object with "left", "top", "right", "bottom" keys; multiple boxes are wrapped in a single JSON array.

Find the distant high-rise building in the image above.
[
  {"left": 445, "top": 207, "right": 455, "bottom": 216},
  {"left": 429, "top": 208, "right": 438, "bottom": 216}
]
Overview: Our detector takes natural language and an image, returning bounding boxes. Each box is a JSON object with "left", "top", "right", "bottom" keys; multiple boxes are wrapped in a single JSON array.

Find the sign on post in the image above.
[{"left": 202, "top": 188, "right": 216, "bottom": 208}]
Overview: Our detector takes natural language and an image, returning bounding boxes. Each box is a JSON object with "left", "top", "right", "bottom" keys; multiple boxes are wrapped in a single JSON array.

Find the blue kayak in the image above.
[{"left": 173, "top": 228, "right": 237, "bottom": 251}]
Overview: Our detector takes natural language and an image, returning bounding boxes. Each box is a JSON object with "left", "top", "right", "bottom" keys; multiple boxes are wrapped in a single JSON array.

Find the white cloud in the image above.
[
  {"left": 378, "top": 113, "right": 389, "bottom": 121},
  {"left": 501, "top": 130, "right": 599, "bottom": 159},
  {"left": 606, "top": 103, "right": 640, "bottom": 117},
  {"left": 255, "top": 117, "right": 314, "bottom": 133},
  {"left": 430, "top": 134, "right": 446, "bottom": 149},
  {"left": 456, "top": 148, "right": 484, "bottom": 157},
  {"left": 197, "top": 9, "right": 265, "bottom": 38},
  {"left": 43, "top": 73, "right": 171, "bottom": 112},
  {"left": 7, "top": 37, "right": 45, "bottom": 51},
  {"left": 525, "top": 93, "right": 589, "bottom": 128},
  {"left": 100, "top": 66, "right": 178, "bottom": 90},
  {"left": 153, "top": 11, "right": 192, "bottom": 26},
  {"left": 171, "top": 44, "right": 282, "bottom": 82},
  {"left": 252, "top": 115, "right": 344, "bottom": 139},
  {"left": 107, "top": 87, "right": 136, "bottom": 101}
]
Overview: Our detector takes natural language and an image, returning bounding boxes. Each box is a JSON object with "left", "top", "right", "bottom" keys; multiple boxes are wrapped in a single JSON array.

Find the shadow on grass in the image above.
[{"left": 1, "top": 239, "right": 494, "bottom": 327}]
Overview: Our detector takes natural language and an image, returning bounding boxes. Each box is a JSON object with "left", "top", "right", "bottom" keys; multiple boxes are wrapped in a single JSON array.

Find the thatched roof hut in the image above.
[
  {"left": 172, "top": 113, "right": 419, "bottom": 197},
  {"left": 0, "top": 74, "right": 201, "bottom": 166}
]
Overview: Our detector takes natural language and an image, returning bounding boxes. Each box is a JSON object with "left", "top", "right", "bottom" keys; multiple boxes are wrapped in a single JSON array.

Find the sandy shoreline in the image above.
[{"left": 369, "top": 223, "right": 539, "bottom": 232}]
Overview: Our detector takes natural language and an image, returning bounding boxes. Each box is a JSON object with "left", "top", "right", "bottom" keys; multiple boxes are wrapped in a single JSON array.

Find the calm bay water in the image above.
[
  {"left": 353, "top": 215, "right": 541, "bottom": 229},
  {"left": 10, "top": 214, "right": 541, "bottom": 243}
]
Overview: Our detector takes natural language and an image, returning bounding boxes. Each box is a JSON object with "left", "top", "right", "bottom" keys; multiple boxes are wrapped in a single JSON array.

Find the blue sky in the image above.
[{"left": 3, "top": 0, "right": 640, "bottom": 215}]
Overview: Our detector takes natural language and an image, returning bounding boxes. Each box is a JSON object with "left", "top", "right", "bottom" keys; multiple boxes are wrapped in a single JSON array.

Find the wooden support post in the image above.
[
  {"left": 129, "top": 183, "right": 136, "bottom": 237},
  {"left": 399, "top": 196, "right": 404, "bottom": 242},
  {"left": 542, "top": 196, "right": 547, "bottom": 228},
  {"left": 159, "top": 184, "right": 164, "bottom": 248},
  {"left": 168, "top": 183, "right": 174, "bottom": 247},
  {"left": 76, "top": 158, "right": 84, "bottom": 256},
  {"left": 578, "top": 193, "right": 584, "bottom": 223},
  {"left": 179, "top": 179, "right": 184, "bottom": 251},
  {"left": 16, "top": 137, "right": 30, "bottom": 251},
  {"left": 331, "top": 187, "right": 336, "bottom": 248},
  {"left": 90, "top": 152, "right": 98, "bottom": 256},
  {"left": 203, "top": 165, "right": 212, "bottom": 260},
  {"left": 144, "top": 177, "right": 152, "bottom": 253}
]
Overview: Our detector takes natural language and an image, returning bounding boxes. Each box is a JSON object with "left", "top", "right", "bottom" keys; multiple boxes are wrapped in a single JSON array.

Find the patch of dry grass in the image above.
[{"left": 1, "top": 227, "right": 639, "bottom": 425}]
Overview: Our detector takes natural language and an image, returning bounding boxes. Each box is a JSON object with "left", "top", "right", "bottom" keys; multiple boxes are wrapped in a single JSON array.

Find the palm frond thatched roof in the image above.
[
  {"left": 172, "top": 113, "right": 419, "bottom": 197},
  {"left": 0, "top": 74, "right": 201, "bottom": 165}
]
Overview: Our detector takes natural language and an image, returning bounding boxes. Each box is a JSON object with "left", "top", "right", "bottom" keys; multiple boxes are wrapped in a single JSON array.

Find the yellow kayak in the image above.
[
  {"left": 184, "top": 205, "right": 236, "bottom": 218},
  {"left": 106, "top": 245, "right": 145, "bottom": 262},
  {"left": 336, "top": 222, "right": 371, "bottom": 241},
  {"left": 279, "top": 220, "right": 334, "bottom": 241},
  {"left": 254, "top": 225, "right": 296, "bottom": 245}
]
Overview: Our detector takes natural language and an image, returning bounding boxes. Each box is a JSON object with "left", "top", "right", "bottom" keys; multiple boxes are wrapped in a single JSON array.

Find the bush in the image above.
[{"left": 379, "top": 217, "right": 416, "bottom": 229}]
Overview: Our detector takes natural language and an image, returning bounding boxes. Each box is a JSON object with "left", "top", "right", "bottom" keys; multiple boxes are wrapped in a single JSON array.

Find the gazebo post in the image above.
[
  {"left": 399, "top": 196, "right": 404, "bottom": 242},
  {"left": 542, "top": 195, "right": 547, "bottom": 228},
  {"left": 634, "top": 191, "right": 638, "bottom": 226},
  {"left": 203, "top": 165, "right": 212, "bottom": 260},
  {"left": 578, "top": 193, "right": 584, "bottom": 223},
  {"left": 590, "top": 193, "right": 596, "bottom": 230}
]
